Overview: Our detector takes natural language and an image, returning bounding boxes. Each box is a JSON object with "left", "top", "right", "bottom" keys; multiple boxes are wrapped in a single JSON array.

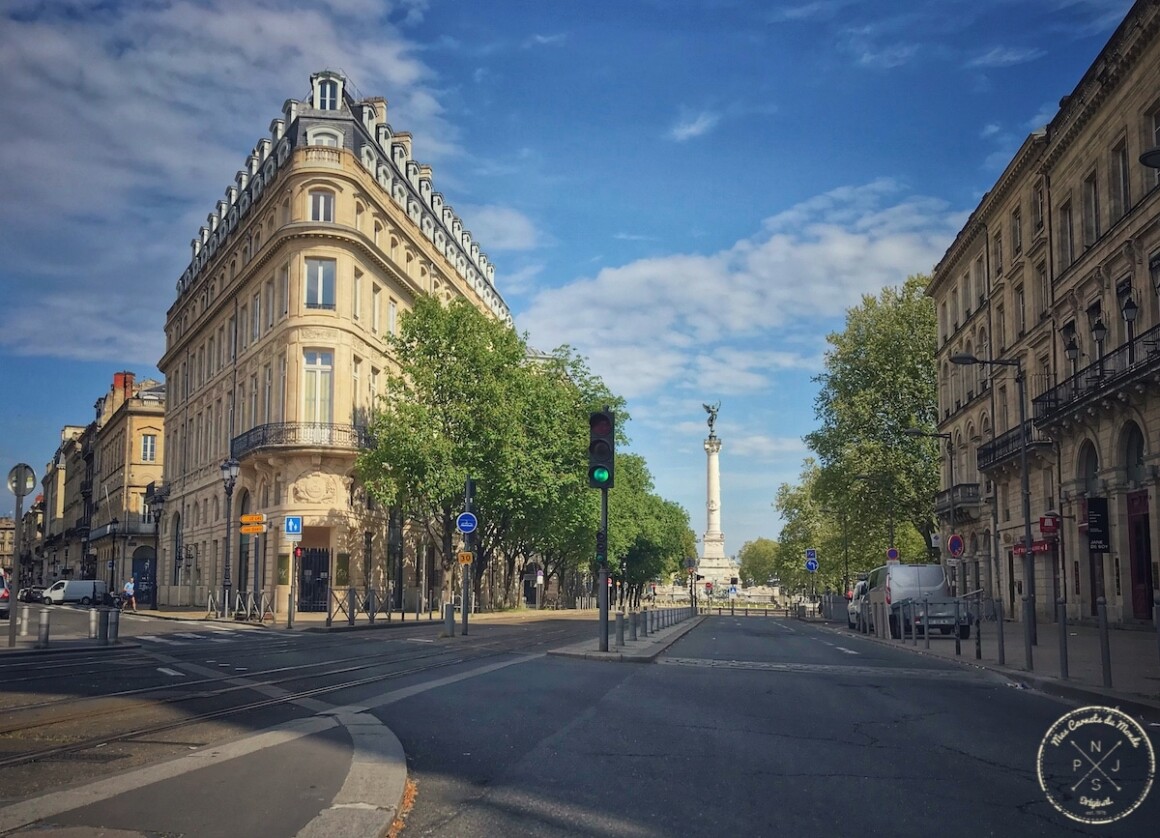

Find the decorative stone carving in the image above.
[{"left": 292, "top": 471, "right": 336, "bottom": 504}]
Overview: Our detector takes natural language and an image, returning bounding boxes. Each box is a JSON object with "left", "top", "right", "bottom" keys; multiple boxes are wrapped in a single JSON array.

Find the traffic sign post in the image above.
[
  {"left": 240, "top": 513, "right": 266, "bottom": 524},
  {"left": 239, "top": 523, "right": 267, "bottom": 535},
  {"left": 284, "top": 515, "right": 303, "bottom": 542},
  {"left": 805, "top": 557, "right": 819, "bottom": 573},
  {"left": 947, "top": 533, "right": 965, "bottom": 559},
  {"left": 886, "top": 547, "right": 900, "bottom": 563},
  {"left": 456, "top": 511, "right": 478, "bottom": 534},
  {"left": 8, "top": 463, "right": 36, "bottom": 648},
  {"left": 458, "top": 551, "right": 474, "bottom": 565}
]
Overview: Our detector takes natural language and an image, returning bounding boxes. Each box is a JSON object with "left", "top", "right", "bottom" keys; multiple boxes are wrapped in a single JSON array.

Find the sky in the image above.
[{"left": 0, "top": 0, "right": 1136, "bottom": 559}]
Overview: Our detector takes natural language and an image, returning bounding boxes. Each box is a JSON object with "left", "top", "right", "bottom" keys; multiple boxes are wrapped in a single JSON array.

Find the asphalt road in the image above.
[
  {"left": 380, "top": 615, "right": 1160, "bottom": 837},
  {"left": 1, "top": 612, "right": 1157, "bottom": 837}
]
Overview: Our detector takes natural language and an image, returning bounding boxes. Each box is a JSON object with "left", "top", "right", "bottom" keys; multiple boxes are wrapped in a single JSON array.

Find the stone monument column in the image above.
[
  {"left": 698, "top": 402, "right": 731, "bottom": 586},
  {"left": 702, "top": 436, "right": 726, "bottom": 561}
]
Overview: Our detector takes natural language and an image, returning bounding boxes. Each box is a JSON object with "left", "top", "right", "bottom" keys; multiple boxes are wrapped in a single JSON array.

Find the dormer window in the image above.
[{"left": 320, "top": 79, "right": 338, "bottom": 110}]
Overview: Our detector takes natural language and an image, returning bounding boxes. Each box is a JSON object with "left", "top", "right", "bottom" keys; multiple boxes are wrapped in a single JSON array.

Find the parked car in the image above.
[
  {"left": 17, "top": 585, "right": 46, "bottom": 603},
  {"left": 41, "top": 579, "right": 109, "bottom": 606},
  {"left": 847, "top": 579, "right": 868, "bottom": 630},
  {"left": 865, "top": 563, "right": 970, "bottom": 639},
  {"left": 0, "top": 576, "right": 9, "bottom": 619}
]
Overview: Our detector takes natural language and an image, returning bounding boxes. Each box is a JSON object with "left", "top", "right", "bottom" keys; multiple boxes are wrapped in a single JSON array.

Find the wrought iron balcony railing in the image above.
[
  {"left": 976, "top": 420, "right": 1053, "bottom": 472},
  {"left": 231, "top": 422, "right": 370, "bottom": 460},
  {"left": 934, "top": 483, "right": 982, "bottom": 519},
  {"left": 1033, "top": 321, "right": 1160, "bottom": 423}
]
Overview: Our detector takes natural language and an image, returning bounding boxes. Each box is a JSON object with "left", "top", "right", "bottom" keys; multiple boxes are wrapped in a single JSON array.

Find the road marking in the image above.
[
  {"left": 835, "top": 646, "right": 859, "bottom": 655},
  {"left": 158, "top": 667, "right": 183, "bottom": 676},
  {"left": 406, "top": 638, "right": 434, "bottom": 643},
  {"left": 137, "top": 635, "right": 182, "bottom": 645}
]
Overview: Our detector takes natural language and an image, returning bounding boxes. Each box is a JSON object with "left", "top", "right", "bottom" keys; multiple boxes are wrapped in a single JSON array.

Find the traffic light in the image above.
[
  {"left": 294, "top": 545, "right": 303, "bottom": 561},
  {"left": 588, "top": 409, "right": 615, "bottom": 488},
  {"left": 595, "top": 529, "right": 608, "bottom": 564}
]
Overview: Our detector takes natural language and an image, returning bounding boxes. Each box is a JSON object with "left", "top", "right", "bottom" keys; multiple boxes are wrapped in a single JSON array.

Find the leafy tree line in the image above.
[
  {"left": 748, "top": 275, "right": 942, "bottom": 596},
  {"left": 355, "top": 296, "right": 694, "bottom": 607}
]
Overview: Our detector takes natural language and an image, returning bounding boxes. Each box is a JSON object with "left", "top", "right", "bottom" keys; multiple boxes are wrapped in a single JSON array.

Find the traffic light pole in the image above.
[
  {"left": 463, "top": 477, "right": 474, "bottom": 637},
  {"left": 598, "top": 487, "right": 609, "bottom": 652}
]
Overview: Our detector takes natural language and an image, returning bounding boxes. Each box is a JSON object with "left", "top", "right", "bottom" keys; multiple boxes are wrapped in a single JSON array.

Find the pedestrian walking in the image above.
[{"left": 122, "top": 578, "right": 137, "bottom": 612}]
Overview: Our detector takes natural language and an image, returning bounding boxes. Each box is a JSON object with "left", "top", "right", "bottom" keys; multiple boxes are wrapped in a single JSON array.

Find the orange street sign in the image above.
[
  {"left": 458, "top": 551, "right": 474, "bottom": 565},
  {"left": 240, "top": 513, "right": 266, "bottom": 524},
  {"left": 239, "top": 523, "right": 267, "bottom": 534}
]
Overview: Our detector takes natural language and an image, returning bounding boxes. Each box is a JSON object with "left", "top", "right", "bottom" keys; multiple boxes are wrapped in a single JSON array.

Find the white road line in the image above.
[
  {"left": 138, "top": 636, "right": 182, "bottom": 645},
  {"left": 835, "top": 646, "right": 859, "bottom": 655},
  {"left": 173, "top": 632, "right": 206, "bottom": 640},
  {"left": 157, "top": 667, "right": 184, "bottom": 677}
]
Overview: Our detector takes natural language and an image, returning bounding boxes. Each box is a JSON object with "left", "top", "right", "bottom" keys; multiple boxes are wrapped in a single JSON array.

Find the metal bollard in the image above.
[
  {"left": 37, "top": 609, "right": 51, "bottom": 648},
  {"left": 1154, "top": 593, "right": 1160, "bottom": 667},
  {"left": 348, "top": 588, "right": 357, "bottom": 626},
  {"left": 1057, "top": 597, "right": 1068, "bottom": 680},
  {"left": 444, "top": 602, "right": 456, "bottom": 637},
  {"left": 89, "top": 607, "right": 100, "bottom": 639},
  {"left": 287, "top": 593, "right": 295, "bottom": 629},
  {"left": 641, "top": 607, "right": 649, "bottom": 637},
  {"left": 1097, "top": 597, "right": 1112, "bottom": 688},
  {"left": 98, "top": 608, "right": 110, "bottom": 646},
  {"left": 109, "top": 608, "right": 121, "bottom": 644},
  {"left": 19, "top": 606, "right": 30, "bottom": 637},
  {"left": 910, "top": 602, "right": 917, "bottom": 646},
  {"left": 615, "top": 613, "right": 625, "bottom": 647},
  {"left": 630, "top": 611, "right": 638, "bottom": 641},
  {"left": 954, "top": 599, "right": 961, "bottom": 656},
  {"left": 996, "top": 598, "right": 1005, "bottom": 666},
  {"left": 368, "top": 588, "right": 376, "bottom": 625},
  {"left": 923, "top": 597, "right": 930, "bottom": 650}
]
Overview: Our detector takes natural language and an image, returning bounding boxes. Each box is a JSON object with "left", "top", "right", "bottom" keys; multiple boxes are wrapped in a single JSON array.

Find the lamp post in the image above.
[
  {"left": 1122, "top": 295, "right": 1138, "bottom": 364},
  {"left": 952, "top": 352, "right": 1036, "bottom": 661},
  {"left": 903, "top": 428, "right": 957, "bottom": 592},
  {"left": 107, "top": 517, "right": 119, "bottom": 598},
  {"left": 220, "top": 457, "right": 239, "bottom": 618},
  {"left": 1092, "top": 318, "right": 1107, "bottom": 378},
  {"left": 146, "top": 491, "right": 163, "bottom": 610},
  {"left": 1064, "top": 336, "right": 1079, "bottom": 396}
]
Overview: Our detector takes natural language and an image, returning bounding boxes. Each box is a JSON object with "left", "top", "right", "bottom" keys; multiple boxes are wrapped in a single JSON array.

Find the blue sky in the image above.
[{"left": 0, "top": 0, "right": 1134, "bottom": 557}]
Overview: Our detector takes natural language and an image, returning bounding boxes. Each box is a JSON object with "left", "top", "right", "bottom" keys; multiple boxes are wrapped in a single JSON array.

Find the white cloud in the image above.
[
  {"left": 980, "top": 123, "right": 1001, "bottom": 138},
  {"left": 456, "top": 205, "right": 540, "bottom": 251},
  {"left": 519, "top": 179, "right": 958, "bottom": 401},
  {"left": 669, "top": 111, "right": 721, "bottom": 141},
  {"left": 523, "top": 33, "right": 567, "bottom": 48},
  {"left": 966, "top": 46, "right": 1045, "bottom": 68}
]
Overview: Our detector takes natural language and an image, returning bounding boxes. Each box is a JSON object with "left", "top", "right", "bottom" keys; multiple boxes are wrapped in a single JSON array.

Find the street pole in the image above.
[
  {"left": 842, "top": 512, "right": 849, "bottom": 596},
  {"left": 1017, "top": 363, "right": 1036, "bottom": 652},
  {"left": 463, "top": 477, "right": 474, "bottom": 636},
  {"left": 598, "top": 487, "right": 609, "bottom": 652},
  {"left": 947, "top": 437, "right": 957, "bottom": 594}
]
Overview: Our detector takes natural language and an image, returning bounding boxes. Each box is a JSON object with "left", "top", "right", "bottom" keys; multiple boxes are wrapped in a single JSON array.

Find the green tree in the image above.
[
  {"left": 804, "top": 274, "right": 938, "bottom": 565},
  {"left": 737, "top": 538, "right": 779, "bottom": 587}
]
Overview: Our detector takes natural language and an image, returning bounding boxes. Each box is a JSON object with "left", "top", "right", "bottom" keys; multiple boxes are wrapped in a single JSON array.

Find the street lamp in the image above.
[
  {"left": 220, "top": 457, "right": 240, "bottom": 618},
  {"left": 107, "top": 516, "right": 119, "bottom": 598},
  {"left": 146, "top": 489, "right": 164, "bottom": 610},
  {"left": 1122, "top": 295, "right": 1138, "bottom": 364},
  {"left": 1091, "top": 318, "right": 1108, "bottom": 378},
  {"left": 903, "top": 427, "right": 957, "bottom": 592},
  {"left": 951, "top": 352, "right": 1037, "bottom": 661},
  {"left": 1140, "top": 146, "right": 1160, "bottom": 170}
]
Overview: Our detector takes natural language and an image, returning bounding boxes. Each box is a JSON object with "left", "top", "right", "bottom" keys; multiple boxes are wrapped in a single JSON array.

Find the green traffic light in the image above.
[{"left": 590, "top": 466, "right": 610, "bottom": 485}]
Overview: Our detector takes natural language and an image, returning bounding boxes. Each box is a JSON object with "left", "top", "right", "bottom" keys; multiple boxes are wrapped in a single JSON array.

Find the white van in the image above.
[{"left": 42, "top": 579, "right": 108, "bottom": 606}]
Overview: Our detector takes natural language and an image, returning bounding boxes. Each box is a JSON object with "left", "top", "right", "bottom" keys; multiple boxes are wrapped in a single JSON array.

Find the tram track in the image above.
[{"left": 0, "top": 620, "right": 590, "bottom": 772}]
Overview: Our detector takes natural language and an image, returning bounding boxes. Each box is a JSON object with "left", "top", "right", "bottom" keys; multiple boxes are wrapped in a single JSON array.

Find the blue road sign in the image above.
[
  {"left": 456, "top": 511, "right": 478, "bottom": 534},
  {"left": 285, "top": 515, "right": 303, "bottom": 535},
  {"left": 805, "top": 557, "right": 819, "bottom": 573},
  {"left": 805, "top": 548, "right": 817, "bottom": 561},
  {"left": 947, "top": 533, "right": 965, "bottom": 558},
  {"left": 886, "top": 546, "right": 900, "bottom": 561}
]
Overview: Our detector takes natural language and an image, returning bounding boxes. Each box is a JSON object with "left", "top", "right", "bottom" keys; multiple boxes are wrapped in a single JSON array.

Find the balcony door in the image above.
[
  {"left": 302, "top": 349, "right": 334, "bottom": 445},
  {"left": 1127, "top": 490, "right": 1154, "bottom": 620}
]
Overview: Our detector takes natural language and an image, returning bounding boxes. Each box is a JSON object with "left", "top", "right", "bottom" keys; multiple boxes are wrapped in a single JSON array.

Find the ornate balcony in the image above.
[
  {"left": 231, "top": 422, "right": 371, "bottom": 460},
  {"left": 934, "top": 483, "right": 982, "bottom": 522},
  {"left": 976, "top": 420, "right": 1054, "bottom": 472},
  {"left": 1033, "top": 322, "right": 1160, "bottom": 426}
]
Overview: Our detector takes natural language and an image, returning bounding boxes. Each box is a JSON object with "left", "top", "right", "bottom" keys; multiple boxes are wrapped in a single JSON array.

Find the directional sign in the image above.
[
  {"left": 947, "top": 533, "right": 965, "bottom": 558},
  {"left": 284, "top": 515, "right": 303, "bottom": 535},
  {"left": 805, "top": 557, "right": 819, "bottom": 573},
  {"left": 805, "top": 548, "right": 818, "bottom": 561},
  {"left": 240, "top": 513, "right": 266, "bottom": 524},
  {"left": 458, "top": 551, "right": 474, "bottom": 565},
  {"left": 240, "top": 523, "right": 267, "bottom": 535},
  {"left": 456, "top": 511, "right": 478, "bottom": 534}
]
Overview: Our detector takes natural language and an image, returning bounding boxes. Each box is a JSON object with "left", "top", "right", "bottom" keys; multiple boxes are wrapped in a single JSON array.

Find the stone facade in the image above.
[
  {"left": 156, "top": 71, "right": 510, "bottom": 613},
  {"left": 928, "top": 0, "right": 1160, "bottom": 626}
]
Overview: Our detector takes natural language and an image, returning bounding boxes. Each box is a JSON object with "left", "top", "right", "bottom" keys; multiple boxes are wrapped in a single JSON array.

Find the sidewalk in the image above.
[{"left": 829, "top": 615, "right": 1160, "bottom": 714}]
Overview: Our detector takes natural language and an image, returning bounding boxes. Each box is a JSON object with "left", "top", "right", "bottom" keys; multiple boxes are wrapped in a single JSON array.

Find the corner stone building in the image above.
[
  {"left": 928, "top": 0, "right": 1160, "bottom": 627},
  {"left": 157, "top": 72, "right": 511, "bottom": 614}
]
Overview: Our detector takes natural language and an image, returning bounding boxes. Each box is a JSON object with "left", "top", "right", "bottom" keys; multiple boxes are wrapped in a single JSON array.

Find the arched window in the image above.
[
  {"left": 1122, "top": 422, "right": 1146, "bottom": 485},
  {"left": 1077, "top": 440, "right": 1100, "bottom": 495},
  {"left": 307, "top": 129, "right": 341, "bottom": 147},
  {"left": 319, "top": 79, "right": 339, "bottom": 110}
]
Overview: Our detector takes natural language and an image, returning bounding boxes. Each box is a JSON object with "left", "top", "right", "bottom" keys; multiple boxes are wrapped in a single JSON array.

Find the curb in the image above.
[{"left": 547, "top": 616, "right": 703, "bottom": 662}]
